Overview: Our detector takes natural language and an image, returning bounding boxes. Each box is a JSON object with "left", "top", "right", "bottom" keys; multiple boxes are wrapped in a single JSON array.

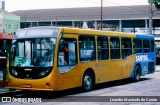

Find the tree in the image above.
[{"left": 153, "top": 0, "right": 160, "bottom": 9}]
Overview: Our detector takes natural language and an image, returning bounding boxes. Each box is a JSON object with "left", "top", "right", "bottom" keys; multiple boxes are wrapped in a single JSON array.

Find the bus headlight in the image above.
[
  {"left": 39, "top": 70, "right": 50, "bottom": 77},
  {"left": 11, "top": 69, "right": 18, "bottom": 76}
]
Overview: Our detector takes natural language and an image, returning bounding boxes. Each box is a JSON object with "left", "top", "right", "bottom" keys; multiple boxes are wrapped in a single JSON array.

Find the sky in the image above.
[{"left": 4, "top": 0, "right": 149, "bottom": 12}]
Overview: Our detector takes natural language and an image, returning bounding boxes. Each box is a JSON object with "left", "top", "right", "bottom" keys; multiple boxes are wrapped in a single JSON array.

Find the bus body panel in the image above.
[
  {"left": 110, "top": 60, "right": 122, "bottom": 81},
  {"left": 122, "top": 54, "right": 136, "bottom": 79},
  {"left": 129, "top": 34, "right": 155, "bottom": 78},
  {"left": 8, "top": 70, "right": 55, "bottom": 91},
  {"left": 136, "top": 34, "right": 154, "bottom": 39},
  {"left": 80, "top": 61, "right": 111, "bottom": 84},
  {"left": 56, "top": 33, "right": 82, "bottom": 90}
]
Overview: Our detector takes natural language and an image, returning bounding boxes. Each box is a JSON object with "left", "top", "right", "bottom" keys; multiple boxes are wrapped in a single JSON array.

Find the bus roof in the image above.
[
  {"left": 61, "top": 27, "right": 136, "bottom": 38},
  {"left": 15, "top": 27, "right": 154, "bottom": 39},
  {"left": 136, "top": 34, "right": 154, "bottom": 39},
  {"left": 15, "top": 27, "right": 59, "bottom": 38}
]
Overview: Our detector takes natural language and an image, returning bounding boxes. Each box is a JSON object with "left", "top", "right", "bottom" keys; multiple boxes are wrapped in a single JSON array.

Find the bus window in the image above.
[
  {"left": 121, "top": 38, "right": 132, "bottom": 59},
  {"left": 143, "top": 39, "right": 150, "bottom": 53},
  {"left": 97, "top": 36, "right": 109, "bottom": 60},
  {"left": 79, "top": 36, "right": 96, "bottom": 61},
  {"left": 58, "top": 38, "right": 77, "bottom": 66},
  {"left": 110, "top": 37, "right": 120, "bottom": 59},
  {"left": 133, "top": 39, "right": 142, "bottom": 53},
  {"left": 151, "top": 40, "right": 154, "bottom": 52}
]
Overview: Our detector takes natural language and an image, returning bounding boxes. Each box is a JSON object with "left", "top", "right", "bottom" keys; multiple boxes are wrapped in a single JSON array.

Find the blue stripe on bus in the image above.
[
  {"left": 136, "top": 34, "right": 154, "bottom": 39},
  {"left": 129, "top": 53, "right": 155, "bottom": 78}
]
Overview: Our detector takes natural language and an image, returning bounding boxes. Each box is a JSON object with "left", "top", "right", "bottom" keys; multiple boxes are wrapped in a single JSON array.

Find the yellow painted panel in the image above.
[
  {"left": 110, "top": 60, "right": 122, "bottom": 81},
  {"left": 93, "top": 61, "right": 110, "bottom": 83},
  {"left": 122, "top": 55, "right": 136, "bottom": 78},
  {"left": 58, "top": 65, "right": 81, "bottom": 90},
  {"left": 8, "top": 70, "right": 57, "bottom": 91},
  {"left": 61, "top": 27, "right": 136, "bottom": 38}
]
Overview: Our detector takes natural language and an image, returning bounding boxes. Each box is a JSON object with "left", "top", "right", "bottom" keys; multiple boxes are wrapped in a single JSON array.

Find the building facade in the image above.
[
  {"left": 0, "top": 9, "right": 20, "bottom": 34},
  {"left": 12, "top": 5, "right": 160, "bottom": 35}
]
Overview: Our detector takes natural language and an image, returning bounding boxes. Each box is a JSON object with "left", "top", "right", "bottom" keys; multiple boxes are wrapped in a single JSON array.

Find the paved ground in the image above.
[
  {"left": 0, "top": 66, "right": 160, "bottom": 105},
  {"left": 1, "top": 70, "right": 160, "bottom": 105}
]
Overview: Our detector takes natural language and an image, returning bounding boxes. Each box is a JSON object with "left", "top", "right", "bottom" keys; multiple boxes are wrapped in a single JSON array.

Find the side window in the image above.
[
  {"left": 58, "top": 38, "right": 77, "bottom": 66},
  {"left": 121, "top": 38, "right": 132, "bottom": 59},
  {"left": 97, "top": 36, "right": 109, "bottom": 60},
  {"left": 79, "top": 35, "right": 96, "bottom": 61},
  {"left": 151, "top": 40, "right": 155, "bottom": 52},
  {"left": 143, "top": 39, "right": 150, "bottom": 53},
  {"left": 110, "top": 37, "right": 120, "bottom": 59},
  {"left": 133, "top": 39, "right": 142, "bottom": 53}
]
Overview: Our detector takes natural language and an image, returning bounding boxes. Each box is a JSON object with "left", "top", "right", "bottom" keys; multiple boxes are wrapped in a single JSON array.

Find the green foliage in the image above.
[{"left": 153, "top": 0, "right": 160, "bottom": 9}]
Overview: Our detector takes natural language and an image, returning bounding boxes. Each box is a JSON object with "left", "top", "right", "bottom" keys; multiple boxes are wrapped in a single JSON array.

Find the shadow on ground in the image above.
[{"left": 1, "top": 77, "right": 151, "bottom": 100}]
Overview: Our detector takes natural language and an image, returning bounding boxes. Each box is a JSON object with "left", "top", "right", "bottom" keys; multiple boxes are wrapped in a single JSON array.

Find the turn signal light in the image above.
[{"left": 46, "top": 83, "right": 50, "bottom": 88}]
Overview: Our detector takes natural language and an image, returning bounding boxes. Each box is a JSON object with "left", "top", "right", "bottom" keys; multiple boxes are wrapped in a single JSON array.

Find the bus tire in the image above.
[
  {"left": 134, "top": 65, "right": 141, "bottom": 82},
  {"left": 82, "top": 71, "right": 94, "bottom": 91}
]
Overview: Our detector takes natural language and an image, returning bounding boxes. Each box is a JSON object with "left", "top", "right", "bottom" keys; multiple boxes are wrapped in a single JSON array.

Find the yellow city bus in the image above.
[{"left": 8, "top": 27, "right": 155, "bottom": 91}]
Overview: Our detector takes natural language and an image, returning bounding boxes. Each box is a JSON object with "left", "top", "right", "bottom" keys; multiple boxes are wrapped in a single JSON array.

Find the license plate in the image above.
[{"left": 23, "top": 84, "right": 32, "bottom": 88}]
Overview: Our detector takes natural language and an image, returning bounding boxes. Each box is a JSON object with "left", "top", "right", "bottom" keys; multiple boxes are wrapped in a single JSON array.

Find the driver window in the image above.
[{"left": 58, "top": 38, "right": 77, "bottom": 66}]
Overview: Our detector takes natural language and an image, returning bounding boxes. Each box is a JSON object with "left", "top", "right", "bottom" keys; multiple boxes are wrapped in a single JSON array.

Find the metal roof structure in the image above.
[{"left": 11, "top": 5, "right": 160, "bottom": 22}]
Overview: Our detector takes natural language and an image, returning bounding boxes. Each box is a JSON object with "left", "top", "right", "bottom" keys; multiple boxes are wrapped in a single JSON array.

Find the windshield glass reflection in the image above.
[{"left": 10, "top": 38, "right": 56, "bottom": 67}]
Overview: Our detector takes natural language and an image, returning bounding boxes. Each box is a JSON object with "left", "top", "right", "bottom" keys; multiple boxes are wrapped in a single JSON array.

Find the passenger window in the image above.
[
  {"left": 110, "top": 37, "right": 120, "bottom": 59},
  {"left": 97, "top": 36, "right": 109, "bottom": 60},
  {"left": 133, "top": 39, "right": 142, "bottom": 53},
  {"left": 143, "top": 39, "right": 150, "bottom": 53},
  {"left": 121, "top": 38, "right": 132, "bottom": 59},
  {"left": 79, "top": 35, "right": 96, "bottom": 61},
  {"left": 58, "top": 38, "right": 77, "bottom": 66},
  {"left": 151, "top": 40, "right": 155, "bottom": 52}
]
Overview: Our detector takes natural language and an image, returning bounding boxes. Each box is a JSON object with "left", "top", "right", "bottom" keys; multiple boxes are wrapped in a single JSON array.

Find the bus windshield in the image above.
[{"left": 10, "top": 38, "right": 56, "bottom": 67}]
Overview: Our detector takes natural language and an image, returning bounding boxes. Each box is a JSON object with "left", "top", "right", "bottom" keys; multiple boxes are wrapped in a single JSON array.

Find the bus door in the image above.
[
  {"left": 110, "top": 37, "right": 122, "bottom": 81},
  {"left": 58, "top": 37, "right": 81, "bottom": 90}
]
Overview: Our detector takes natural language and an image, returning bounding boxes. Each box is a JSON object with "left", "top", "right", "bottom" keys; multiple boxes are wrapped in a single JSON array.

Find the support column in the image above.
[
  {"left": 119, "top": 20, "right": 122, "bottom": 32},
  {"left": 51, "top": 21, "right": 53, "bottom": 26},
  {"left": 72, "top": 21, "right": 75, "bottom": 27},
  {"left": 31, "top": 22, "right": 32, "bottom": 27},
  {"left": 145, "top": 19, "right": 148, "bottom": 34},
  {"left": 95, "top": 20, "right": 98, "bottom": 30},
  {"left": 37, "top": 22, "right": 39, "bottom": 27},
  {"left": 149, "top": 0, "right": 153, "bottom": 34}
]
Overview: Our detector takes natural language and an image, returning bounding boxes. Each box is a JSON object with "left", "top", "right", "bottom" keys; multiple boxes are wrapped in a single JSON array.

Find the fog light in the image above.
[{"left": 46, "top": 83, "right": 50, "bottom": 88}]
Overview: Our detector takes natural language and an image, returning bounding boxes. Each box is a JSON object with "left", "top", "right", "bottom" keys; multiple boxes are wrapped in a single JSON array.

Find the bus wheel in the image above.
[
  {"left": 82, "top": 72, "right": 94, "bottom": 91},
  {"left": 134, "top": 66, "right": 141, "bottom": 82}
]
